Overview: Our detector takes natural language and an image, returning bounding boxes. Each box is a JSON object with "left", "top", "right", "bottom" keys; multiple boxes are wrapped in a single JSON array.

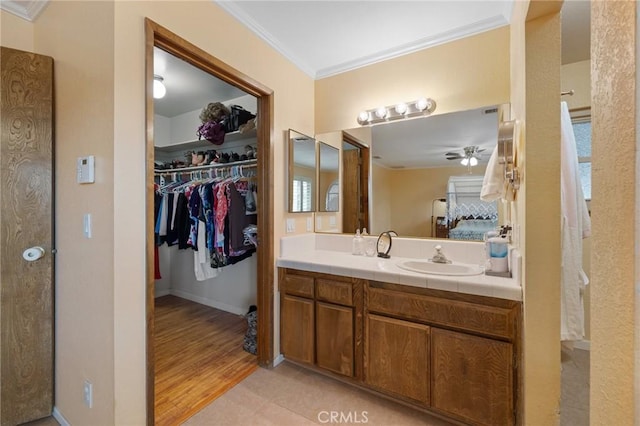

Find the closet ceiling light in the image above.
[
  {"left": 154, "top": 75, "right": 166, "bottom": 99},
  {"left": 357, "top": 97, "right": 436, "bottom": 126}
]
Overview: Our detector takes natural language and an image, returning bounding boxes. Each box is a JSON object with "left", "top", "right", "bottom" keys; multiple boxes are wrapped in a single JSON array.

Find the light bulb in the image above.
[
  {"left": 375, "top": 107, "right": 388, "bottom": 119},
  {"left": 461, "top": 158, "right": 469, "bottom": 166},
  {"left": 394, "top": 103, "right": 408, "bottom": 114},
  {"left": 415, "top": 97, "right": 429, "bottom": 111},
  {"left": 357, "top": 111, "right": 370, "bottom": 125},
  {"left": 153, "top": 76, "right": 166, "bottom": 99},
  {"left": 470, "top": 157, "right": 478, "bottom": 166}
]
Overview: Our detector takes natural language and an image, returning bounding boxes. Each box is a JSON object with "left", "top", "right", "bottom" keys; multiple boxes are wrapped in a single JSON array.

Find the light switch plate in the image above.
[
  {"left": 286, "top": 218, "right": 295, "bottom": 233},
  {"left": 306, "top": 217, "right": 313, "bottom": 232}
]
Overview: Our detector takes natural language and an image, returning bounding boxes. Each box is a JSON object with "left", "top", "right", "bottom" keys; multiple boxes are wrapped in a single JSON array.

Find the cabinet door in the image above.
[
  {"left": 365, "top": 314, "right": 430, "bottom": 405},
  {"left": 281, "top": 294, "right": 314, "bottom": 364},
  {"left": 316, "top": 302, "right": 354, "bottom": 377},
  {"left": 431, "top": 328, "right": 513, "bottom": 426}
]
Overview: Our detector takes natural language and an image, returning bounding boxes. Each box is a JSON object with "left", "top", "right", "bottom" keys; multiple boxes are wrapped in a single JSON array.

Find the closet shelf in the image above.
[
  {"left": 154, "top": 158, "right": 257, "bottom": 175},
  {"left": 154, "top": 128, "right": 257, "bottom": 153}
]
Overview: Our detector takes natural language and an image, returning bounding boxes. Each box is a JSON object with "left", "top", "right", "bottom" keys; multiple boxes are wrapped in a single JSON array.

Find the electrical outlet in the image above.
[
  {"left": 306, "top": 217, "right": 313, "bottom": 232},
  {"left": 83, "top": 380, "right": 93, "bottom": 408}
]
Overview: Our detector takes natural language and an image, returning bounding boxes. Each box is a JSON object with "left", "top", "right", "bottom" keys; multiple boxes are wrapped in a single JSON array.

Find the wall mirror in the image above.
[
  {"left": 318, "top": 142, "right": 339, "bottom": 212},
  {"left": 317, "top": 103, "right": 509, "bottom": 241},
  {"left": 288, "top": 129, "right": 317, "bottom": 212}
]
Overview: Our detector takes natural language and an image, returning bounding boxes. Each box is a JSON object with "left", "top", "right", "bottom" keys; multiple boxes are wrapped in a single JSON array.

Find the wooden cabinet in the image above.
[
  {"left": 279, "top": 269, "right": 362, "bottom": 378},
  {"left": 365, "top": 314, "right": 430, "bottom": 405},
  {"left": 280, "top": 294, "right": 315, "bottom": 364},
  {"left": 431, "top": 328, "right": 513, "bottom": 426},
  {"left": 278, "top": 268, "right": 521, "bottom": 425},
  {"left": 316, "top": 302, "right": 354, "bottom": 376}
]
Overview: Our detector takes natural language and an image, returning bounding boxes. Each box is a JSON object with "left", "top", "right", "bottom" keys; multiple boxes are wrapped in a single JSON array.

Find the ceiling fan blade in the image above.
[{"left": 445, "top": 152, "right": 462, "bottom": 157}]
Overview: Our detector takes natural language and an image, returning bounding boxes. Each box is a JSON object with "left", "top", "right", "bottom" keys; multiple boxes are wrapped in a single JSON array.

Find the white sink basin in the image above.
[{"left": 397, "top": 260, "right": 483, "bottom": 276}]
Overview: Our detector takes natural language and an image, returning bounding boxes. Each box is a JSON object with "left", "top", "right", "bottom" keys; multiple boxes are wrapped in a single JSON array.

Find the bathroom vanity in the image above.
[{"left": 277, "top": 234, "right": 522, "bottom": 426}]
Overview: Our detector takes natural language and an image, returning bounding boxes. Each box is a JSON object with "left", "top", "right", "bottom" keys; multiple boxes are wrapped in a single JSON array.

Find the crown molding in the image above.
[
  {"left": 0, "top": 0, "right": 49, "bottom": 21},
  {"left": 214, "top": 0, "right": 317, "bottom": 78},
  {"left": 316, "top": 15, "right": 509, "bottom": 79}
]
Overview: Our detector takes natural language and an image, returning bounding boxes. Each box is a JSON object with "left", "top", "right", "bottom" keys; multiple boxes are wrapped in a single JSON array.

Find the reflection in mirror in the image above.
[
  {"left": 318, "top": 104, "right": 508, "bottom": 240},
  {"left": 318, "top": 142, "right": 339, "bottom": 212},
  {"left": 288, "top": 130, "right": 316, "bottom": 212}
]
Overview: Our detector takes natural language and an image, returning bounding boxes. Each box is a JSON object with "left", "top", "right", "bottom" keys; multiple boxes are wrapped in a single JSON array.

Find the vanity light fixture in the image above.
[
  {"left": 357, "top": 97, "right": 436, "bottom": 125},
  {"left": 153, "top": 75, "right": 166, "bottom": 99}
]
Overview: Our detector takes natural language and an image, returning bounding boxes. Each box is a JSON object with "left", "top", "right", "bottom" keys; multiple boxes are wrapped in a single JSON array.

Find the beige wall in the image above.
[
  {"left": 510, "top": 2, "right": 563, "bottom": 424},
  {"left": 561, "top": 60, "right": 590, "bottom": 111},
  {"left": 371, "top": 163, "right": 392, "bottom": 233},
  {"left": 591, "top": 1, "right": 637, "bottom": 423},
  {"left": 28, "top": 2, "right": 117, "bottom": 424},
  {"left": 315, "top": 26, "right": 510, "bottom": 134},
  {"left": 0, "top": 10, "right": 34, "bottom": 51}
]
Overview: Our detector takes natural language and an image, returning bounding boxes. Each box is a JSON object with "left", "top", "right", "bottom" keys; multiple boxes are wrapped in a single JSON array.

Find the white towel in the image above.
[
  {"left": 481, "top": 145, "right": 506, "bottom": 201},
  {"left": 560, "top": 101, "right": 591, "bottom": 342}
]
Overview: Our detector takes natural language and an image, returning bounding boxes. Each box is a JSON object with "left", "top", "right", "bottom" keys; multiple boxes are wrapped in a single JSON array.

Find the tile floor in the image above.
[
  {"left": 184, "top": 361, "right": 451, "bottom": 426},
  {"left": 560, "top": 348, "right": 590, "bottom": 426},
  {"left": 27, "top": 349, "right": 590, "bottom": 426}
]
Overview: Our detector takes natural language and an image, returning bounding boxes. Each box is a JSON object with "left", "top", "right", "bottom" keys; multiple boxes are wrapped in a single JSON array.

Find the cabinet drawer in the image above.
[
  {"left": 316, "top": 279, "right": 353, "bottom": 306},
  {"left": 368, "top": 287, "right": 515, "bottom": 340},
  {"left": 281, "top": 273, "right": 314, "bottom": 298}
]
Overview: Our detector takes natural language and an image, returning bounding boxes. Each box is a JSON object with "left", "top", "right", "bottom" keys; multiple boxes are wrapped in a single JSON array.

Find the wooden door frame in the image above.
[
  {"left": 144, "top": 19, "right": 274, "bottom": 424},
  {"left": 342, "top": 132, "right": 370, "bottom": 231}
]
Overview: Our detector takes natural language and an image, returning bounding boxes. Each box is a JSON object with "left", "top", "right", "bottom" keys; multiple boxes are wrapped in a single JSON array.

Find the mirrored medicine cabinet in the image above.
[{"left": 288, "top": 129, "right": 317, "bottom": 213}]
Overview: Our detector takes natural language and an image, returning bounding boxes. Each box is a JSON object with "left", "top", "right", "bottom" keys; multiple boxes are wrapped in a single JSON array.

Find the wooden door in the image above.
[
  {"left": 280, "top": 294, "right": 314, "bottom": 364},
  {"left": 342, "top": 134, "right": 369, "bottom": 234},
  {"left": 315, "top": 302, "right": 353, "bottom": 377},
  {"left": 0, "top": 47, "right": 54, "bottom": 425},
  {"left": 342, "top": 148, "right": 360, "bottom": 233},
  {"left": 431, "top": 328, "right": 514, "bottom": 426},
  {"left": 365, "top": 314, "right": 430, "bottom": 405}
]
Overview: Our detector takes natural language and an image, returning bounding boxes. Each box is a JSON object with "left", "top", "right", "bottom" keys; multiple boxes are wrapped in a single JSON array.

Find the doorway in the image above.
[
  {"left": 145, "top": 20, "right": 274, "bottom": 425},
  {"left": 341, "top": 132, "right": 369, "bottom": 234}
]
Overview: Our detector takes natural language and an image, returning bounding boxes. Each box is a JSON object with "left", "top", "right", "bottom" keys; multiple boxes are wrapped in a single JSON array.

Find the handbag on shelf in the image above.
[{"left": 225, "top": 105, "right": 256, "bottom": 133}]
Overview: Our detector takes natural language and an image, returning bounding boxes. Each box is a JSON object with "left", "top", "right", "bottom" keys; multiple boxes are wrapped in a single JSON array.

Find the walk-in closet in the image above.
[{"left": 152, "top": 46, "right": 259, "bottom": 425}]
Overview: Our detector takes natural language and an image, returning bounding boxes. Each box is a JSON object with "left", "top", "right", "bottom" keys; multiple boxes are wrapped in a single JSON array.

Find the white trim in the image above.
[
  {"left": 169, "top": 289, "right": 246, "bottom": 316},
  {"left": 272, "top": 353, "right": 285, "bottom": 367},
  {"left": 52, "top": 406, "right": 71, "bottom": 426},
  {"left": 0, "top": 0, "right": 49, "bottom": 21},
  {"left": 573, "top": 340, "right": 591, "bottom": 351},
  {"left": 154, "top": 288, "right": 171, "bottom": 298},
  {"left": 316, "top": 15, "right": 509, "bottom": 78},
  {"left": 214, "top": 0, "right": 316, "bottom": 78},
  {"left": 214, "top": 1, "right": 509, "bottom": 80}
]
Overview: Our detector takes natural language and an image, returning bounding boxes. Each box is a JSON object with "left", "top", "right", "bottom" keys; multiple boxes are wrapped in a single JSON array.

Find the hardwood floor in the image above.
[{"left": 154, "top": 295, "right": 257, "bottom": 425}]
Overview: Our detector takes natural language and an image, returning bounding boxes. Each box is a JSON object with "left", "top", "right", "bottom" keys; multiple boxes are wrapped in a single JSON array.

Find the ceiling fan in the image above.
[{"left": 445, "top": 145, "right": 485, "bottom": 166}]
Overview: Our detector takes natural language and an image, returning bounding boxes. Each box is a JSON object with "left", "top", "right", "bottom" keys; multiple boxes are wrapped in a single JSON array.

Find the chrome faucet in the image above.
[{"left": 429, "top": 245, "right": 451, "bottom": 264}]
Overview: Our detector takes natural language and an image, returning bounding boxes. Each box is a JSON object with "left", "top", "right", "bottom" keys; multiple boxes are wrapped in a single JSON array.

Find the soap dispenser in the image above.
[
  {"left": 484, "top": 226, "right": 511, "bottom": 277},
  {"left": 352, "top": 229, "right": 364, "bottom": 256}
]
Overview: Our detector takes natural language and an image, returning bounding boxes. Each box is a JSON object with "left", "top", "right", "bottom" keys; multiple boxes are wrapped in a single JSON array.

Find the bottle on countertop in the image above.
[{"left": 352, "top": 229, "right": 364, "bottom": 256}]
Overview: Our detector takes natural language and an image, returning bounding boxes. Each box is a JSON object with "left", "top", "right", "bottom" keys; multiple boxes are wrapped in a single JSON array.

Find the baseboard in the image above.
[
  {"left": 273, "top": 353, "right": 285, "bottom": 367},
  {"left": 170, "top": 289, "right": 246, "bottom": 316},
  {"left": 573, "top": 340, "right": 591, "bottom": 351},
  {"left": 52, "top": 406, "right": 70, "bottom": 426},
  {"left": 154, "top": 288, "right": 171, "bottom": 298}
]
